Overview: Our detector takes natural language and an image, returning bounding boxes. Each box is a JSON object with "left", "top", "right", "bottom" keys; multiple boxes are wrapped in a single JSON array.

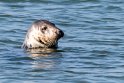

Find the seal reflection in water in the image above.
[{"left": 22, "top": 19, "right": 64, "bottom": 49}]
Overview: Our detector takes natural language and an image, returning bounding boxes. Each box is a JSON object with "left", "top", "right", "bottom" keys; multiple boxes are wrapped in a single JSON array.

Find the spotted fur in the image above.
[{"left": 22, "top": 20, "right": 64, "bottom": 49}]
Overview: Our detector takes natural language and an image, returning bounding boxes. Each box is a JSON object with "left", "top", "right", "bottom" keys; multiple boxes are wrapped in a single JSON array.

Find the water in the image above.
[{"left": 0, "top": 0, "right": 124, "bottom": 83}]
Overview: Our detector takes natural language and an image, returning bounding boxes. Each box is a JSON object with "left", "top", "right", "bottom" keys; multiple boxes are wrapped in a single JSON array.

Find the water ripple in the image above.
[{"left": 0, "top": 0, "right": 124, "bottom": 83}]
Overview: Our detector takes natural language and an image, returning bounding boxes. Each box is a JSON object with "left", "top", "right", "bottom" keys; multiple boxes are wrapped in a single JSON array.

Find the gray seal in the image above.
[{"left": 22, "top": 20, "right": 64, "bottom": 49}]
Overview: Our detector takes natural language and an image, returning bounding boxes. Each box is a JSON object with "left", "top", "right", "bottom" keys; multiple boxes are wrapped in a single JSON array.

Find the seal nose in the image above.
[{"left": 59, "top": 30, "right": 64, "bottom": 38}]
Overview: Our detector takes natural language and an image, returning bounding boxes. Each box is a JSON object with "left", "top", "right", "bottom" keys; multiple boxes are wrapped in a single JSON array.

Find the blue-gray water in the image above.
[{"left": 0, "top": 0, "right": 124, "bottom": 83}]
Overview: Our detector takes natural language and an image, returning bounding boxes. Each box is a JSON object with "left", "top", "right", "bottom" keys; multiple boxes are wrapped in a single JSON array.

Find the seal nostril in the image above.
[{"left": 59, "top": 30, "right": 64, "bottom": 37}]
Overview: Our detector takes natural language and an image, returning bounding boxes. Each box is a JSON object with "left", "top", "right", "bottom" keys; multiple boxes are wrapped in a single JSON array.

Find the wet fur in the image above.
[{"left": 22, "top": 20, "right": 64, "bottom": 49}]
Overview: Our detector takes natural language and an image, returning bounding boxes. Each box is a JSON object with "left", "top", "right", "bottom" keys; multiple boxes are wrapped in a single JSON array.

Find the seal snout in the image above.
[
  {"left": 58, "top": 30, "right": 64, "bottom": 38},
  {"left": 55, "top": 29, "right": 64, "bottom": 40}
]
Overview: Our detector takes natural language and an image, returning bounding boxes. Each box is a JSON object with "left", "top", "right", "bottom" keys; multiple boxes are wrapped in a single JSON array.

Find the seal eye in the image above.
[{"left": 42, "top": 26, "right": 47, "bottom": 30}]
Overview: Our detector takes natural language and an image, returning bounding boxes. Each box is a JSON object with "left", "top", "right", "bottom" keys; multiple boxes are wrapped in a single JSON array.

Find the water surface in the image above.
[{"left": 0, "top": 0, "right": 124, "bottom": 83}]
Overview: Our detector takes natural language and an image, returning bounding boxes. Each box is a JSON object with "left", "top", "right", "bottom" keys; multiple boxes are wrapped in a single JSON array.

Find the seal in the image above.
[{"left": 22, "top": 19, "right": 64, "bottom": 49}]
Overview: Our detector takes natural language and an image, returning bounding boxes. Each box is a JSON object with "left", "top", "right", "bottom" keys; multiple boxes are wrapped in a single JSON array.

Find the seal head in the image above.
[{"left": 22, "top": 20, "right": 64, "bottom": 49}]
